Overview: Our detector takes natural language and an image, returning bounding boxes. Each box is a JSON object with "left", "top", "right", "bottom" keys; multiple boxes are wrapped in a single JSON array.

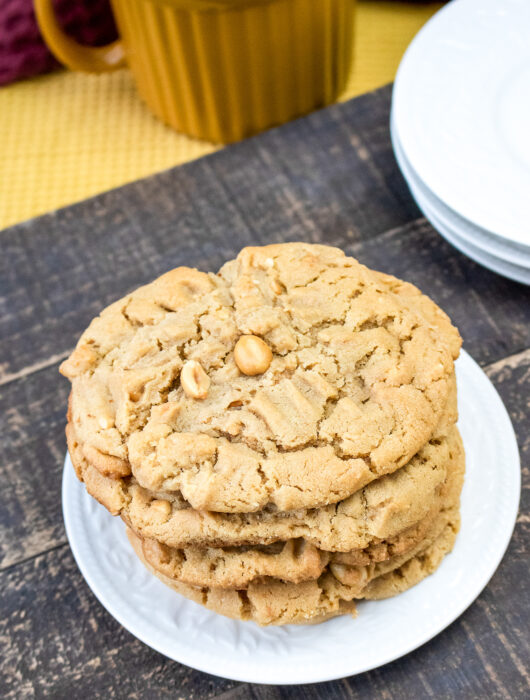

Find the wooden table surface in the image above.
[{"left": 1, "top": 85, "right": 529, "bottom": 699}]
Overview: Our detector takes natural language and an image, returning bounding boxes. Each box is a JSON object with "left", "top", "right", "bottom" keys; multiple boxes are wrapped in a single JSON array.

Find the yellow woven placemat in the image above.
[{"left": 0, "top": 1, "right": 442, "bottom": 229}]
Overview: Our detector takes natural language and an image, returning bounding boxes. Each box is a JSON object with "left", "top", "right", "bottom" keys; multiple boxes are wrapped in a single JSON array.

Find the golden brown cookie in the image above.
[
  {"left": 121, "top": 426, "right": 464, "bottom": 590},
  {"left": 127, "top": 507, "right": 460, "bottom": 626},
  {"left": 62, "top": 243, "right": 461, "bottom": 514},
  {"left": 67, "top": 417, "right": 463, "bottom": 553}
]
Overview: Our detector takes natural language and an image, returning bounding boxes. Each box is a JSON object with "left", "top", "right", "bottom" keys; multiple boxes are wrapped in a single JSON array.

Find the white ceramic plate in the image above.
[
  {"left": 410, "top": 178, "right": 530, "bottom": 286},
  {"left": 393, "top": 0, "right": 530, "bottom": 247},
  {"left": 63, "top": 351, "right": 520, "bottom": 685},
  {"left": 390, "top": 116, "right": 530, "bottom": 268},
  {"left": 391, "top": 119, "right": 530, "bottom": 285}
]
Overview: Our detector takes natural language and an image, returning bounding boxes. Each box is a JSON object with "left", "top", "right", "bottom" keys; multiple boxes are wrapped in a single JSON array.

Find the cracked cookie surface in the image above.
[
  {"left": 67, "top": 416, "right": 463, "bottom": 552},
  {"left": 62, "top": 243, "right": 461, "bottom": 514},
  {"left": 129, "top": 439, "right": 463, "bottom": 590},
  {"left": 127, "top": 506, "right": 460, "bottom": 626}
]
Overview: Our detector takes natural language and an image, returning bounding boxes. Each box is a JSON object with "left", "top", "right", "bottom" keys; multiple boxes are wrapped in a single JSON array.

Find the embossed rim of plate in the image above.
[
  {"left": 391, "top": 117, "right": 530, "bottom": 285},
  {"left": 62, "top": 350, "right": 520, "bottom": 685},
  {"left": 392, "top": 0, "right": 530, "bottom": 246}
]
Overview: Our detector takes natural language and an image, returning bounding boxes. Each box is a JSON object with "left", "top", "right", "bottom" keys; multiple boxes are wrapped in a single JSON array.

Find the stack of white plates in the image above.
[{"left": 391, "top": 0, "right": 530, "bottom": 285}]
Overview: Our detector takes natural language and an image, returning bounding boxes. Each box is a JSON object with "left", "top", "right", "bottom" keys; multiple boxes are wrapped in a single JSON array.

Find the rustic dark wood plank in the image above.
[
  {"left": 0, "top": 86, "right": 415, "bottom": 383},
  {"left": 0, "top": 349, "right": 527, "bottom": 698},
  {"left": 0, "top": 524, "right": 527, "bottom": 700},
  {"left": 1, "top": 320, "right": 528, "bottom": 573},
  {"left": 1, "top": 85, "right": 529, "bottom": 386},
  {"left": 0, "top": 546, "right": 236, "bottom": 700},
  {"left": 0, "top": 364, "right": 69, "bottom": 569},
  {"left": 1, "top": 84, "right": 529, "bottom": 699},
  {"left": 214, "top": 682, "right": 354, "bottom": 699}
]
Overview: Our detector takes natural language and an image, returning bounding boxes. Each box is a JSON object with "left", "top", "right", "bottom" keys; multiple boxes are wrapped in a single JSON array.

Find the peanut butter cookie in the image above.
[
  {"left": 61, "top": 243, "right": 461, "bottom": 514},
  {"left": 127, "top": 508, "right": 460, "bottom": 626},
  {"left": 67, "top": 417, "right": 463, "bottom": 553}
]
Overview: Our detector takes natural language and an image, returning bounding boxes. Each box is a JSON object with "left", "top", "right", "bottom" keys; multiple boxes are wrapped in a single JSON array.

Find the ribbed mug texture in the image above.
[{"left": 111, "top": 0, "right": 355, "bottom": 142}]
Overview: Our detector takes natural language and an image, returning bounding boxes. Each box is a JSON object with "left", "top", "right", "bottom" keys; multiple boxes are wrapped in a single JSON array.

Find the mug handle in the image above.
[{"left": 34, "top": 0, "right": 125, "bottom": 73}]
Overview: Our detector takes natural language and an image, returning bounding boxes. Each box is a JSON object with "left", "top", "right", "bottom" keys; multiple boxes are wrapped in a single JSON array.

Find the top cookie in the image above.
[{"left": 61, "top": 243, "right": 461, "bottom": 513}]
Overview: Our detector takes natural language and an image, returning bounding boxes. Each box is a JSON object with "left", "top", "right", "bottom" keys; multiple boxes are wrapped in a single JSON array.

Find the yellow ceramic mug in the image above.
[{"left": 34, "top": 0, "right": 355, "bottom": 143}]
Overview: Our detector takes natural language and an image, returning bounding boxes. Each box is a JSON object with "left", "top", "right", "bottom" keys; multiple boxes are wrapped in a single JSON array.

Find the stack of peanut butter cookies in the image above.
[{"left": 61, "top": 243, "right": 464, "bottom": 625}]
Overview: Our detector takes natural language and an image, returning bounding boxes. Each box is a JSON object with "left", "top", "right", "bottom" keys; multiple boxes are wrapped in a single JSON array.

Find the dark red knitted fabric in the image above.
[{"left": 0, "top": 0, "right": 117, "bottom": 85}]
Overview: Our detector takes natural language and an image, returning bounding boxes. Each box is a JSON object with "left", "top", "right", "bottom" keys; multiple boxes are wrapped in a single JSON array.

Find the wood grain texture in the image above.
[
  {"left": 1, "top": 88, "right": 528, "bottom": 383},
  {"left": 0, "top": 367, "right": 69, "bottom": 569},
  {"left": 0, "top": 85, "right": 528, "bottom": 698},
  {"left": 0, "top": 546, "right": 237, "bottom": 700}
]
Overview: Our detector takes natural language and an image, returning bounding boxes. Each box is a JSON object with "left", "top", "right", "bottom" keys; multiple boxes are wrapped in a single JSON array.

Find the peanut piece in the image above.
[
  {"left": 150, "top": 499, "right": 172, "bottom": 520},
  {"left": 59, "top": 344, "right": 97, "bottom": 378},
  {"left": 181, "top": 360, "right": 210, "bottom": 399},
  {"left": 150, "top": 402, "right": 181, "bottom": 424},
  {"left": 270, "top": 279, "right": 283, "bottom": 295},
  {"left": 82, "top": 444, "right": 131, "bottom": 478},
  {"left": 234, "top": 335, "right": 273, "bottom": 376},
  {"left": 98, "top": 416, "right": 113, "bottom": 430}
]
